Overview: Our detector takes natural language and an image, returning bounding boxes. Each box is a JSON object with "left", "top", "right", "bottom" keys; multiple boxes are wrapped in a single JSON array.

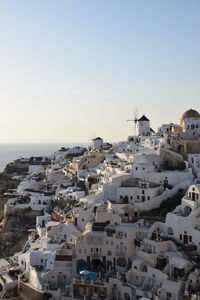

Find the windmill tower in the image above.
[{"left": 127, "top": 107, "right": 139, "bottom": 135}]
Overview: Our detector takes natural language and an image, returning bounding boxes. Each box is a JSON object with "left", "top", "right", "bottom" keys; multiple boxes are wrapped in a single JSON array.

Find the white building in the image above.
[
  {"left": 165, "top": 184, "right": 200, "bottom": 248},
  {"left": 137, "top": 115, "right": 152, "bottom": 136},
  {"left": 92, "top": 137, "right": 103, "bottom": 150}
]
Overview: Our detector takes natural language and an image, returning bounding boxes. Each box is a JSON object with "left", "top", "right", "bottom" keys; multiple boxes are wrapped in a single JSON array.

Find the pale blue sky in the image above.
[{"left": 0, "top": 0, "right": 200, "bottom": 142}]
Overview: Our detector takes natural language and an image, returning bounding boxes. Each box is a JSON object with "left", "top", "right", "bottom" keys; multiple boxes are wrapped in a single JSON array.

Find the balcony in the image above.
[
  {"left": 115, "top": 251, "right": 126, "bottom": 257},
  {"left": 116, "top": 233, "right": 123, "bottom": 239},
  {"left": 91, "top": 252, "right": 101, "bottom": 259}
]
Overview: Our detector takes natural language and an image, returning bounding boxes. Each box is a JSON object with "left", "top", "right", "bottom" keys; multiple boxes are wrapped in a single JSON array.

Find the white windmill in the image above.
[
  {"left": 87, "top": 133, "right": 95, "bottom": 150},
  {"left": 127, "top": 107, "right": 139, "bottom": 135}
]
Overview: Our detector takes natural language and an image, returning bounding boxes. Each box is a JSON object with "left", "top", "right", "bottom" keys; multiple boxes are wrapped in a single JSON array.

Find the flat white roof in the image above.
[
  {"left": 47, "top": 221, "right": 60, "bottom": 227},
  {"left": 162, "top": 280, "right": 181, "bottom": 294},
  {"left": 171, "top": 255, "right": 190, "bottom": 268},
  {"left": 86, "top": 231, "right": 105, "bottom": 236},
  {"left": 116, "top": 224, "right": 137, "bottom": 232},
  {"left": 132, "top": 257, "right": 144, "bottom": 266}
]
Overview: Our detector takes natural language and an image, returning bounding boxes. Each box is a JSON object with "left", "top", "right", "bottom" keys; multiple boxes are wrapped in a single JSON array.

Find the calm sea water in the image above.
[{"left": 0, "top": 143, "right": 88, "bottom": 172}]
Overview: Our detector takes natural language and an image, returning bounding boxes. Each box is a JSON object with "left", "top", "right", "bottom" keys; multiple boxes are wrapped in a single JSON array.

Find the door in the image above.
[{"left": 183, "top": 235, "right": 188, "bottom": 244}]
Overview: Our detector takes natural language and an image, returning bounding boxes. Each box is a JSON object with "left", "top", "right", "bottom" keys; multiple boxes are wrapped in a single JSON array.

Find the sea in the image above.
[{"left": 0, "top": 143, "right": 88, "bottom": 172}]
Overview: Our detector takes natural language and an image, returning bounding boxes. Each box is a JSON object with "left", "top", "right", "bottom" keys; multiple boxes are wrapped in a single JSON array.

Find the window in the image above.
[
  {"left": 137, "top": 195, "right": 140, "bottom": 199},
  {"left": 148, "top": 196, "right": 150, "bottom": 200},
  {"left": 167, "top": 227, "right": 174, "bottom": 235},
  {"left": 41, "top": 259, "right": 44, "bottom": 263},
  {"left": 167, "top": 292, "right": 171, "bottom": 297},
  {"left": 142, "top": 190, "right": 145, "bottom": 194}
]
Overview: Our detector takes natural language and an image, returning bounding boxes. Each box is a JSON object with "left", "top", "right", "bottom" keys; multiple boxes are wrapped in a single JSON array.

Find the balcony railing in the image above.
[
  {"left": 91, "top": 252, "right": 101, "bottom": 258},
  {"left": 73, "top": 278, "right": 106, "bottom": 287}
]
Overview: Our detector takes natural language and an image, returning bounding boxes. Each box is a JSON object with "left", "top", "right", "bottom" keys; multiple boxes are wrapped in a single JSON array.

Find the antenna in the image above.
[{"left": 127, "top": 106, "right": 139, "bottom": 135}]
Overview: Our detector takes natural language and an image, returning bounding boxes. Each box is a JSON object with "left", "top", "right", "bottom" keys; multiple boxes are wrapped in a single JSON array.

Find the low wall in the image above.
[
  {"left": 135, "top": 179, "right": 192, "bottom": 212},
  {"left": 19, "top": 281, "right": 45, "bottom": 300}
]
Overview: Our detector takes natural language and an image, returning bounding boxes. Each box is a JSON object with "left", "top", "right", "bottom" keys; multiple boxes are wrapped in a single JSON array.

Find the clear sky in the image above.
[{"left": 0, "top": 0, "right": 200, "bottom": 143}]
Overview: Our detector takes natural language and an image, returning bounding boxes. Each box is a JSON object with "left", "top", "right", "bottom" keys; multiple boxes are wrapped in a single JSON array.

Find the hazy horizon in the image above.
[{"left": 0, "top": 0, "right": 200, "bottom": 143}]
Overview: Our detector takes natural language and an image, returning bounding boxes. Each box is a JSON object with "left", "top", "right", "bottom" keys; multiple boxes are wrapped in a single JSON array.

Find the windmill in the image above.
[
  {"left": 127, "top": 107, "right": 139, "bottom": 135},
  {"left": 88, "top": 132, "right": 96, "bottom": 150}
]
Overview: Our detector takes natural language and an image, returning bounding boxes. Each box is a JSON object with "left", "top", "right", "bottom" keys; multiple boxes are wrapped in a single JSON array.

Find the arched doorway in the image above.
[
  {"left": 76, "top": 259, "right": 87, "bottom": 272},
  {"left": 177, "top": 144, "right": 184, "bottom": 153},
  {"left": 106, "top": 260, "right": 112, "bottom": 273},
  {"left": 90, "top": 259, "right": 102, "bottom": 272},
  {"left": 184, "top": 206, "right": 192, "bottom": 217},
  {"left": 117, "top": 257, "right": 127, "bottom": 268}
]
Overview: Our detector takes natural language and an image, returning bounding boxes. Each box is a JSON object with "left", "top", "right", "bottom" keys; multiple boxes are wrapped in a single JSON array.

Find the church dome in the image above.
[
  {"left": 180, "top": 109, "right": 200, "bottom": 127},
  {"left": 182, "top": 109, "right": 200, "bottom": 120}
]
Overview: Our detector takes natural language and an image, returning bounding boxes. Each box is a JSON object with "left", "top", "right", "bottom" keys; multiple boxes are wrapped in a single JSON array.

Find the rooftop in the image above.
[
  {"left": 181, "top": 109, "right": 200, "bottom": 121},
  {"left": 138, "top": 115, "right": 150, "bottom": 121}
]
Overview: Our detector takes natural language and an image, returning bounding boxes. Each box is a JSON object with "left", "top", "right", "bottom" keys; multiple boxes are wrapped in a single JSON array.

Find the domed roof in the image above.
[{"left": 181, "top": 109, "right": 200, "bottom": 120}]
